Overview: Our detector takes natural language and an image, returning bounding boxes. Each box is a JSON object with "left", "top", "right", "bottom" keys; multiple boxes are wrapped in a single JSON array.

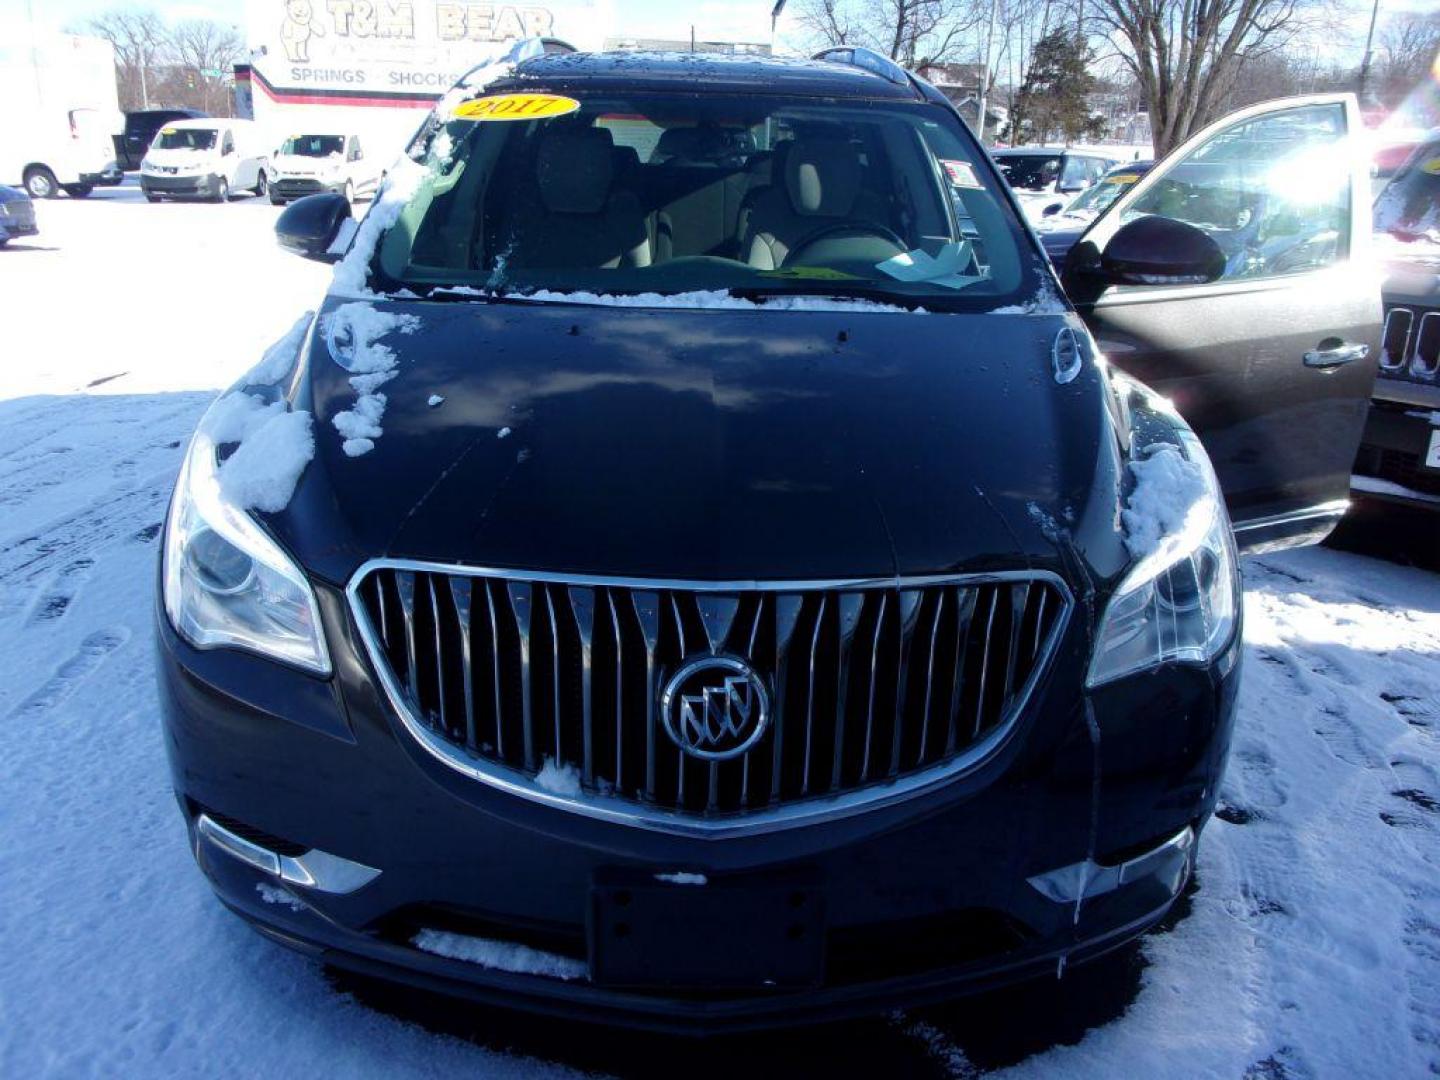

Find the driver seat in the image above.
[{"left": 742, "top": 136, "right": 875, "bottom": 270}]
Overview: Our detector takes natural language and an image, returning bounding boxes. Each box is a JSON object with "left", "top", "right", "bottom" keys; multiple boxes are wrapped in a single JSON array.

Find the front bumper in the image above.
[
  {"left": 157, "top": 581, "right": 1239, "bottom": 1032},
  {"left": 270, "top": 177, "right": 345, "bottom": 201},
  {"left": 0, "top": 211, "right": 38, "bottom": 241},
  {"left": 141, "top": 173, "right": 220, "bottom": 197},
  {"left": 1353, "top": 394, "right": 1440, "bottom": 510}
]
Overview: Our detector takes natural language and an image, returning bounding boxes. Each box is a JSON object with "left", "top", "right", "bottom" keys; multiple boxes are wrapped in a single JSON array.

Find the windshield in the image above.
[
  {"left": 281, "top": 135, "right": 345, "bottom": 157},
  {"left": 374, "top": 88, "right": 1037, "bottom": 307},
  {"left": 154, "top": 127, "right": 216, "bottom": 151},
  {"left": 1374, "top": 141, "right": 1440, "bottom": 259},
  {"left": 994, "top": 154, "right": 1060, "bottom": 191},
  {"left": 1062, "top": 168, "right": 1146, "bottom": 216}
]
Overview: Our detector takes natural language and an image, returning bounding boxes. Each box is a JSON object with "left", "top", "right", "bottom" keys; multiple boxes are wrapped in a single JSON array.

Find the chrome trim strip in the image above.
[
  {"left": 1231, "top": 499, "right": 1350, "bottom": 534},
  {"left": 196, "top": 814, "right": 382, "bottom": 894},
  {"left": 1026, "top": 825, "right": 1194, "bottom": 904},
  {"left": 344, "top": 560, "right": 1074, "bottom": 838}
]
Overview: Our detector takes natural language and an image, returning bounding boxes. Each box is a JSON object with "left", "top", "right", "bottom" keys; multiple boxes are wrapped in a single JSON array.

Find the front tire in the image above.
[
  {"left": 343, "top": 180, "right": 354, "bottom": 205},
  {"left": 212, "top": 177, "right": 229, "bottom": 203},
  {"left": 23, "top": 166, "right": 59, "bottom": 199},
  {"left": 254, "top": 172, "right": 267, "bottom": 197}
]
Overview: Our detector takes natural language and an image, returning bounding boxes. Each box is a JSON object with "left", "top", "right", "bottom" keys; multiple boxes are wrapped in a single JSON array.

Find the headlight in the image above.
[
  {"left": 162, "top": 401, "right": 330, "bottom": 675},
  {"left": 1087, "top": 431, "right": 1239, "bottom": 688}
]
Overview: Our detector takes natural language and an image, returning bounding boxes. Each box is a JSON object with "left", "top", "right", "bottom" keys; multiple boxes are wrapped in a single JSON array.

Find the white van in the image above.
[
  {"left": 139, "top": 119, "right": 269, "bottom": 202},
  {"left": 267, "top": 133, "right": 380, "bottom": 206},
  {"left": 0, "top": 34, "right": 123, "bottom": 198}
]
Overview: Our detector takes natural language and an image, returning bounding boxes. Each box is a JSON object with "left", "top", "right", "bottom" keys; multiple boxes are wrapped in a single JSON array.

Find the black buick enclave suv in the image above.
[{"left": 156, "top": 46, "right": 1380, "bottom": 1032}]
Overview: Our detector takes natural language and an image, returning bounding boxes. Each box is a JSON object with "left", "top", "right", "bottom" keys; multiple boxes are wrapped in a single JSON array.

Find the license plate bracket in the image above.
[{"left": 589, "top": 869, "right": 824, "bottom": 990}]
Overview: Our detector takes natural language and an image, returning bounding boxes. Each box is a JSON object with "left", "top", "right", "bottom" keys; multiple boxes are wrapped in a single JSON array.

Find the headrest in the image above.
[
  {"left": 785, "top": 137, "right": 862, "bottom": 217},
  {"left": 537, "top": 127, "right": 615, "bottom": 214}
]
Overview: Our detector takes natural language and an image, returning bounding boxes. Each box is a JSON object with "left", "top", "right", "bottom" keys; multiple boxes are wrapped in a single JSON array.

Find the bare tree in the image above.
[
  {"left": 795, "top": 0, "right": 988, "bottom": 67},
  {"left": 1375, "top": 12, "right": 1440, "bottom": 109},
  {"left": 1085, "top": 0, "right": 1325, "bottom": 157},
  {"left": 167, "top": 19, "right": 245, "bottom": 115},
  {"left": 85, "top": 8, "right": 167, "bottom": 110}
]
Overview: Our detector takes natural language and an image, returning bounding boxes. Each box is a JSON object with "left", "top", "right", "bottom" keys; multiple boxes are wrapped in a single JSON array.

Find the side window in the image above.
[
  {"left": 1086, "top": 158, "right": 1107, "bottom": 184},
  {"left": 1060, "top": 156, "right": 1089, "bottom": 190},
  {"left": 1125, "top": 103, "right": 1349, "bottom": 281},
  {"left": 222, "top": 130, "right": 235, "bottom": 156}
]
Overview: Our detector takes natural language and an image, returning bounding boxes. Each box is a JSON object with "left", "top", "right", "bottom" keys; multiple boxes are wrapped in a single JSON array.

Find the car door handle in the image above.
[{"left": 1303, "top": 341, "right": 1369, "bottom": 368}]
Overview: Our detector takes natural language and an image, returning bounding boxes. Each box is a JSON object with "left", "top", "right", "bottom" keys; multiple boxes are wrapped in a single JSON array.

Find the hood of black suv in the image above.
[{"left": 274, "top": 297, "right": 1119, "bottom": 588}]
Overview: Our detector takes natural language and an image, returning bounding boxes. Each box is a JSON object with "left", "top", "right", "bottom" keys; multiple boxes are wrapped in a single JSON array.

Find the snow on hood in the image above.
[
  {"left": 207, "top": 391, "right": 315, "bottom": 514},
  {"left": 1121, "top": 442, "right": 1211, "bottom": 558},
  {"left": 321, "top": 301, "right": 420, "bottom": 456}
]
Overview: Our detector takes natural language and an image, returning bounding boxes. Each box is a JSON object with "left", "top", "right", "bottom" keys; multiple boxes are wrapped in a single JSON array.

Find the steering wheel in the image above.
[{"left": 783, "top": 221, "right": 907, "bottom": 267}]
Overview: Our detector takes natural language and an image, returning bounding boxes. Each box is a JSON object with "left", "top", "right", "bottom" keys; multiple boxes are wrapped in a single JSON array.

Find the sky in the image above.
[{"left": 2, "top": 0, "right": 1429, "bottom": 66}]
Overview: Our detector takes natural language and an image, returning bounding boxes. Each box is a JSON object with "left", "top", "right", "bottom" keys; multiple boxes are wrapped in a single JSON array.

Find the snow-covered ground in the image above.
[{"left": 1, "top": 185, "right": 1438, "bottom": 1078}]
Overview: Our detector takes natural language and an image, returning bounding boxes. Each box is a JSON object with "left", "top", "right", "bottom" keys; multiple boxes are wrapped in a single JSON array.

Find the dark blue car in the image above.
[{"left": 156, "top": 52, "right": 1379, "bottom": 1030}]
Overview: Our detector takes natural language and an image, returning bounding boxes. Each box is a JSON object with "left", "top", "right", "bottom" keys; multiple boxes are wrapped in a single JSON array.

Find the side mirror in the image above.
[
  {"left": 1098, "top": 215, "right": 1225, "bottom": 287},
  {"left": 275, "top": 192, "right": 352, "bottom": 263}
]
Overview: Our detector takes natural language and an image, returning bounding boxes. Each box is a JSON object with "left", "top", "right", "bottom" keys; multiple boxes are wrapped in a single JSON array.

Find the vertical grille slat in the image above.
[
  {"left": 770, "top": 595, "right": 804, "bottom": 803},
  {"left": 427, "top": 577, "right": 449, "bottom": 736},
  {"left": 354, "top": 569, "right": 1067, "bottom": 822},
  {"left": 889, "top": 590, "right": 924, "bottom": 779},
  {"left": 631, "top": 591, "right": 661, "bottom": 802},
  {"left": 505, "top": 582, "right": 536, "bottom": 772},
  {"left": 568, "top": 587, "right": 597, "bottom": 789},
  {"left": 857, "top": 592, "right": 889, "bottom": 784},
  {"left": 448, "top": 576, "right": 477, "bottom": 750},
  {"left": 946, "top": 586, "right": 978, "bottom": 754},
  {"left": 801, "top": 593, "right": 827, "bottom": 796},
  {"left": 829, "top": 593, "right": 866, "bottom": 793}
]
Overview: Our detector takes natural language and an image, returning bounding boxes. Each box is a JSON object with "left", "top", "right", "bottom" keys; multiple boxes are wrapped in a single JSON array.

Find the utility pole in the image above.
[
  {"left": 975, "top": 0, "right": 1000, "bottom": 145},
  {"left": 1357, "top": 0, "right": 1381, "bottom": 101}
]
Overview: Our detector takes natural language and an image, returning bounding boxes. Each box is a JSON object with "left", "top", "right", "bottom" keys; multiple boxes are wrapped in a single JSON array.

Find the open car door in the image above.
[{"left": 1061, "top": 94, "right": 1380, "bottom": 553}]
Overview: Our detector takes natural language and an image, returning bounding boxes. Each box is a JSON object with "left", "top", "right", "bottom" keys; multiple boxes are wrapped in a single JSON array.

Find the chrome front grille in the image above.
[
  {"left": 348, "top": 564, "right": 1069, "bottom": 832},
  {"left": 1381, "top": 307, "right": 1440, "bottom": 381}
]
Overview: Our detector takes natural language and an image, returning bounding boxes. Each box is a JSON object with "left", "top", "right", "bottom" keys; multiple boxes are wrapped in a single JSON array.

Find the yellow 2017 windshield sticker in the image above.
[
  {"left": 160, "top": 127, "right": 178, "bottom": 135},
  {"left": 452, "top": 93, "right": 581, "bottom": 122},
  {"left": 1110, "top": 172, "right": 1141, "bottom": 184},
  {"left": 1421, "top": 156, "right": 1440, "bottom": 176}
]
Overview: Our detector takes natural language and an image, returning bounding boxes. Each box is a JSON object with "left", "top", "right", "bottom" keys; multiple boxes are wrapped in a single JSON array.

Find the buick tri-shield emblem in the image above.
[{"left": 660, "top": 656, "right": 771, "bottom": 761}]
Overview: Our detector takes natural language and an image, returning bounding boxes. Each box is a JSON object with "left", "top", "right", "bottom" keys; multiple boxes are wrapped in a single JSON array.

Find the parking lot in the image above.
[{"left": 1, "top": 182, "right": 1438, "bottom": 1077}]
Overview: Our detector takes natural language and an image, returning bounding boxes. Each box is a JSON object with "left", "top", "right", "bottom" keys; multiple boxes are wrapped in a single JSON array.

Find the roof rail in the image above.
[{"left": 811, "top": 46, "right": 910, "bottom": 87}]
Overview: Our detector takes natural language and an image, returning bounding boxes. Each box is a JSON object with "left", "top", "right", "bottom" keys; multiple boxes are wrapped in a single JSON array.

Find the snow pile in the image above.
[
  {"left": 508, "top": 288, "right": 924, "bottom": 314},
  {"left": 426, "top": 394, "right": 445, "bottom": 408},
  {"left": 203, "top": 391, "right": 316, "bottom": 514},
  {"left": 255, "top": 883, "right": 305, "bottom": 912},
  {"left": 412, "top": 929, "right": 587, "bottom": 981},
  {"left": 654, "top": 872, "right": 708, "bottom": 886},
  {"left": 323, "top": 302, "right": 421, "bottom": 457},
  {"left": 217, "top": 410, "right": 315, "bottom": 514},
  {"left": 534, "top": 757, "right": 582, "bottom": 796},
  {"left": 206, "top": 391, "right": 285, "bottom": 445},
  {"left": 242, "top": 312, "right": 314, "bottom": 387},
  {"left": 1121, "top": 443, "right": 1211, "bottom": 558},
  {"left": 328, "top": 158, "right": 429, "bottom": 298}
]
